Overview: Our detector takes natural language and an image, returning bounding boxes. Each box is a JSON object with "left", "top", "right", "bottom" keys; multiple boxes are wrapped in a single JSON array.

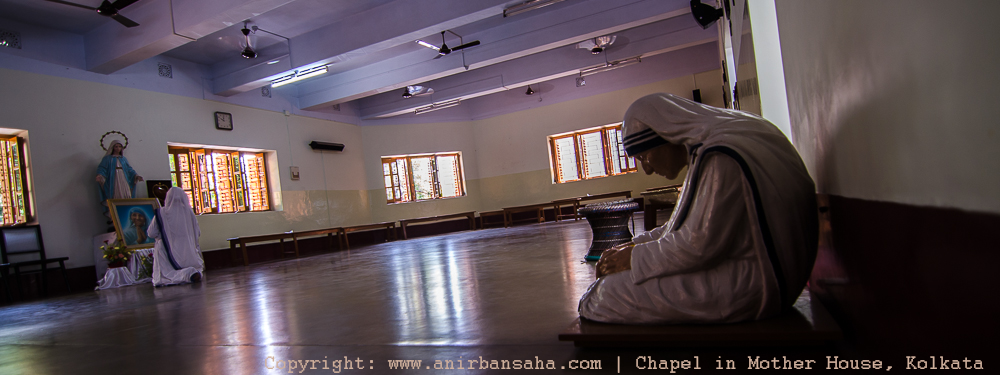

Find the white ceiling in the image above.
[{"left": 0, "top": 0, "right": 720, "bottom": 120}]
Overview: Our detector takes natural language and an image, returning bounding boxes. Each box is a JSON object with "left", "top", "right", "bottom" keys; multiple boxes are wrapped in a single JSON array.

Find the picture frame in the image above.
[
  {"left": 214, "top": 111, "right": 233, "bottom": 131},
  {"left": 107, "top": 198, "right": 161, "bottom": 250}
]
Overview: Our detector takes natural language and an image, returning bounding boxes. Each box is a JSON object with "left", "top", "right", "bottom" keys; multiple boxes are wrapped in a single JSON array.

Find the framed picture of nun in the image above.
[{"left": 108, "top": 198, "right": 161, "bottom": 250}]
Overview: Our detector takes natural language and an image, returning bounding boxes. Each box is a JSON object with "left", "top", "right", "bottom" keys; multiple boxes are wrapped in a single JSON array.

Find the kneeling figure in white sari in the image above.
[{"left": 147, "top": 187, "right": 205, "bottom": 286}]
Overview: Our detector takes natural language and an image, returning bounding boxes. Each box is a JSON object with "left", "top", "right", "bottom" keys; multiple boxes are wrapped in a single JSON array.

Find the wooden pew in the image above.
[
  {"left": 502, "top": 202, "right": 557, "bottom": 228},
  {"left": 559, "top": 292, "right": 841, "bottom": 347},
  {"left": 552, "top": 198, "right": 582, "bottom": 222},
  {"left": 576, "top": 190, "right": 633, "bottom": 205},
  {"left": 478, "top": 210, "right": 505, "bottom": 229},
  {"left": 290, "top": 227, "right": 344, "bottom": 253},
  {"left": 341, "top": 222, "right": 397, "bottom": 249},
  {"left": 551, "top": 190, "right": 634, "bottom": 222},
  {"left": 399, "top": 211, "right": 476, "bottom": 239},
  {"left": 640, "top": 185, "right": 681, "bottom": 231},
  {"left": 228, "top": 232, "right": 296, "bottom": 267}
]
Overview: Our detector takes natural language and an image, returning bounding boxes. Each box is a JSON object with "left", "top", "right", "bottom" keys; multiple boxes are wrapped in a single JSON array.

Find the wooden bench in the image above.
[
  {"left": 576, "top": 190, "right": 633, "bottom": 205},
  {"left": 341, "top": 222, "right": 397, "bottom": 249},
  {"left": 502, "top": 202, "right": 556, "bottom": 228},
  {"left": 228, "top": 232, "right": 297, "bottom": 267},
  {"left": 552, "top": 198, "right": 582, "bottom": 222},
  {"left": 559, "top": 292, "right": 841, "bottom": 347},
  {"left": 641, "top": 185, "right": 681, "bottom": 231},
  {"left": 290, "top": 227, "right": 344, "bottom": 252},
  {"left": 552, "top": 190, "right": 635, "bottom": 223},
  {"left": 478, "top": 210, "right": 505, "bottom": 229},
  {"left": 399, "top": 211, "right": 476, "bottom": 239}
]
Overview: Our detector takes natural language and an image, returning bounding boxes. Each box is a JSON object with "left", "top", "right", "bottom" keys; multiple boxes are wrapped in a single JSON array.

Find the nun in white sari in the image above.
[
  {"left": 147, "top": 187, "right": 205, "bottom": 286},
  {"left": 578, "top": 93, "right": 817, "bottom": 324}
]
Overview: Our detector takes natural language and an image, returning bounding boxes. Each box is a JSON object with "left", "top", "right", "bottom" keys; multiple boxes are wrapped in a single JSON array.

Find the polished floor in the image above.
[{"left": 0, "top": 216, "right": 840, "bottom": 374}]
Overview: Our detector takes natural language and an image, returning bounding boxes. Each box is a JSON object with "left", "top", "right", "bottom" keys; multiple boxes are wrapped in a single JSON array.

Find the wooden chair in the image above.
[{"left": 0, "top": 225, "right": 70, "bottom": 299}]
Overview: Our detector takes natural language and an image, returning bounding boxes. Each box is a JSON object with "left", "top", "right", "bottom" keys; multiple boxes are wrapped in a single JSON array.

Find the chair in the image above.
[{"left": 0, "top": 225, "right": 70, "bottom": 299}]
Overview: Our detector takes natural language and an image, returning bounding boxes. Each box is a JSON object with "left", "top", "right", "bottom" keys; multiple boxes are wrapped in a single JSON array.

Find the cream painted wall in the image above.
[
  {"left": 775, "top": 0, "right": 1000, "bottom": 214},
  {"left": 0, "top": 68, "right": 368, "bottom": 265},
  {"left": 361, "top": 120, "right": 483, "bottom": 222}
]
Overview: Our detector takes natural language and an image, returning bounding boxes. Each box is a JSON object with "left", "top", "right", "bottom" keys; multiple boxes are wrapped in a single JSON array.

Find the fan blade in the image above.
[
  {"left": 44, "top": 0, "right": 98, "bottom": 11},
  {"left": 451, "top": 40, "right": 480, "bottom": 51},
  {"left": 112, "top": 0, "right": 141, "bottom": 10},
  {"left": 111, "top": 14, "right": 140, "bottom": 27},
  {"left": 416, "top": 40, "right": 441, "bottom": 51}
]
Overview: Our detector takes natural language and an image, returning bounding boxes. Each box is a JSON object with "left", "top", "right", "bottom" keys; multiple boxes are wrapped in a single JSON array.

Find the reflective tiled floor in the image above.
[{"left": 0, "top": 217, "right": 837, "bottom": 374}]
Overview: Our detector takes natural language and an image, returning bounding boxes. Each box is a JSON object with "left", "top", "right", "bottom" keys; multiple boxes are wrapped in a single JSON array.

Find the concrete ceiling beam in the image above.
[
  {"left": 297, "top": 0, "right": 697, "bottom": 112},
  {"left": 356, "top": 17, "right": 716, "bottom": 119},
  {"left": 84, "top": 0, "right": 294, "bottom": 74},
  {"left": 210, "top": 0, "right": 511, "bottom": 96}
]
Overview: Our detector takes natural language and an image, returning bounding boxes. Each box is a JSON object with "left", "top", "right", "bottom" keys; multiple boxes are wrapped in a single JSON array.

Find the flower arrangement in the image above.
[
  {"left": 135, "top": 252, "right": 154, "bottom": 280},
  {"left": 101, "top": 240, "right": 130, "bottom": 267}
]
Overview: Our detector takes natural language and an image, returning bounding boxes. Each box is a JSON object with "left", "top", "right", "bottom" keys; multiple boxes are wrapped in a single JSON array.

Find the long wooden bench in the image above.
[
  {"left": 641, "top": 185, "right": 681, "bottom": 231},
  {"left": 502, "top": 202, "right": 556, "bottom": 228},
  {"left": 228, "top": 232, "right": 297, "bottom": 267},
  {"left": 290, "top": 227, "right": 344, "bottom": 253},
  {"left": 399, "top": 211, "right": 476, "bottom": 239},
  {"left": 478, "top": 210, "right": 505, "bottom": 229},
  {"left": 552, "top": 190, "right": 635, "bottom": 222},
  {"left": 577, "top": 190, "right": 633, "bottom": 205},
  {"left": 559, "top": 291, "right": 841, "bottom": 347},
  {"left": 341, "top": 222, "right": 397, "bottom": 249},
  {"left": 552, "top": 198, "right": 582, "bottom": 222}
]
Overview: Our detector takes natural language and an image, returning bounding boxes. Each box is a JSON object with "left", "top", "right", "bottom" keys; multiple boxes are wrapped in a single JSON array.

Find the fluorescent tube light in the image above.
[
  {"left": 579, "top": 56, "right": 641, "bottom": 77},
  {"left": 503, "top": 0, "right": 566, "bottom": 17},
  {"left": 271, "top": 65, "right": 328, "bottom": 87},
  {"left": 413, "top": 98, "right": 461, "bottom": 115}
]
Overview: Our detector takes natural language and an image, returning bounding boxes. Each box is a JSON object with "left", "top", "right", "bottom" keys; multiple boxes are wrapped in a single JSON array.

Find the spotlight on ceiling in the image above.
[
  {"left": 240, "top": 22, "right": 257, "bottom": 59},
  {"left": 402, "top": 89, "right": 412, "bottom": 98},
  {"left": 690, "top": 0, "right": 724, "bottom": 29},
  {"left": 525, "top": 86, "right": 535, "bottom": 95}
]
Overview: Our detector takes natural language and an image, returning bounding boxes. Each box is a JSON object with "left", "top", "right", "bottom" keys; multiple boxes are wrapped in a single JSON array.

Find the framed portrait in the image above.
[{"left": 108, "top": 198, "right": 161, "bottom": 250}]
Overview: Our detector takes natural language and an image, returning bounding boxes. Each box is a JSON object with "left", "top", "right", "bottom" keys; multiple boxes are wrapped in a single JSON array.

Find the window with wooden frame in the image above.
[
  {"left": 381, "top": 152, "right": 466, "bottom": 204},
  {"left": 0, "top": 136, "right": 30, "bottom": 226},
  {"left": 167, "top": 146, "right": 270, "bottom": 214},
  {"left": 548, "top": 123, "right": 637, "bottom": 184}
]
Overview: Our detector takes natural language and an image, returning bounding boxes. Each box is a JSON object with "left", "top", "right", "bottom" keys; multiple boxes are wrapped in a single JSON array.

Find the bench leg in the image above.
[
  {"left": 644, "top": 204, "right": 657, "bottom": 231},
  {"left": 292, "top": 238, "right": 301, "bottom": 258},
  {"left": 40, "top": 263, "right": 48, "bottom": 297},
  {"left": 13, "top": 267, "right": 23, "bottom": 300},
  {"left": 240, "top": 241, "right": 249, "bottom": 266},
  {"left": 59, "top": 260, "right": 70, "bottom": 293},
  {"left": 1, "top": 267, "right": 12, "bottom": 303},
  {"left": 402, "top": 224, "right": 408, "bottom": 240}
]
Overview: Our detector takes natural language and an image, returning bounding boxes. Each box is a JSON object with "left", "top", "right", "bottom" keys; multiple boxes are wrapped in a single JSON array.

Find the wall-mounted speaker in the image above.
[{"left": 309, "top": 141, "right": 345, "bottom": 151}]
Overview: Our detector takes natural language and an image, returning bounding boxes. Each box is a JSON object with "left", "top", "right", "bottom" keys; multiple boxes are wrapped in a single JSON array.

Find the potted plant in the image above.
[{"left": 101, "top": 240, "right": 130, "bottom": 268}]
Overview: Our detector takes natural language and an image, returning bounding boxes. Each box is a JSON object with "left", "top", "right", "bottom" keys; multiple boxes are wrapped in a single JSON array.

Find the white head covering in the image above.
[
  {"left": 154, "top": 187, "right": 200, "bottom": 248},
  {"left": 623, "top": 93, "right": 818, "bottom": 308},
  {"left": 105, "top": 140, "right": 125, "bottom": 156}
]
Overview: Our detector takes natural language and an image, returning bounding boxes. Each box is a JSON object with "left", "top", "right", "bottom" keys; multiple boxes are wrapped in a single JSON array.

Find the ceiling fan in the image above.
[
  {"left": 401, "top": 85, "right": 434, "bottom": 98},
  {"left": 45, "top": 0, "right": 142, "bottom": 28},
  {"left": 416, "top": 31, "right": 480, "bottom": 58},
  {"left": 577, "top": 35, "right": 616, "bottom": 55}
]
